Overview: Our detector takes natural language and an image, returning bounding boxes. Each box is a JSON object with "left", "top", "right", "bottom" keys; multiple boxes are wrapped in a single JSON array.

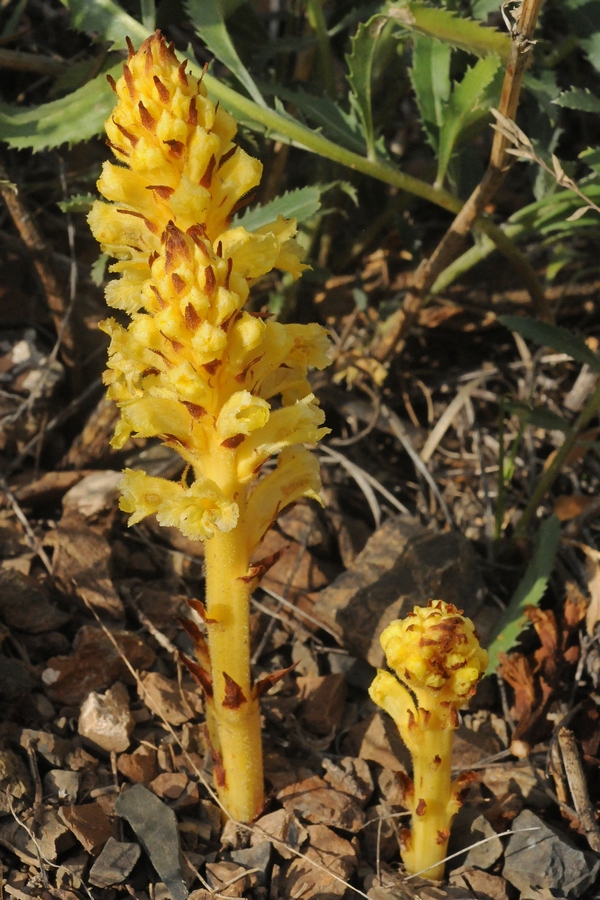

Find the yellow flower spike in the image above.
[
  {"left": 369, "top": 600, "right": 488, "bottom": 881},
  {"left": 91, "top": 31, "right": 330, "bottom": 823}
]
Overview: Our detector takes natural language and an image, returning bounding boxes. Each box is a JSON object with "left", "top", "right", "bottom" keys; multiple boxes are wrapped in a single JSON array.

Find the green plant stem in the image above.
[
  {"left": 140, "top": 0, "right": 155, "bottom": 31},
  {"left": 306, "top": 0, "right": 337, "bottom": 100},
  {"left": 200, "top": 66, "right": 541, "bottom": 296},
  {"left": 513, "top": 375, "right": 600, "bottom": 539},
  {"left": 430, "top": 222, "right": 526, "bottom": 294},
  {"left": 495, "top": 397, "right": 507, "bottom": 543}
]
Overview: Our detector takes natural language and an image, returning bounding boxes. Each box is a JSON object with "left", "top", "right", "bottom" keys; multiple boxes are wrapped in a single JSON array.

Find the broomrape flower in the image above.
[
  {"left": 369, "top": 600, "right": 488, "bottom": 881},
  {"left": 89, "top": 31, "right": 330, "bottom": 822}
]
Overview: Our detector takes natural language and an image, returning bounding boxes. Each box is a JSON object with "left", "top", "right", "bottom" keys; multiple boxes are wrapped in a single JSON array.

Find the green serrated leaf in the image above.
[
  {"left": 185, "top": 0, "right": 266, "bottom": 107},
  {"left": 264, "top": 84, "right": 367, "bottom": 155},
  {"left": 346, "top": 14, "right": 388, "bottom": 161},
  {"left": 499, "top": 315, "right": 600, "bottom": 373},
  {"left": 436, "top": 52, "right": 502, "bottom": 185},
  {"left": 234, "top": 186, "right": 323, "bottom": 231},
  {"left": 562, "top": 0, "right": 600, "bottom": 72},
  {"left": 387, "top": 1, "right": 510, "bottom": 62},
  {"left": 554, "top": 88, "right": 600, "bottom": 114},
  {"left": 0, "top": 62, "right": 120, "bottom": 150},
  {"left": 471, "top": 0, "right": 500, "bottom": 21},
  {"left": 580, "top": 147, "right": 600, "bottom": 176},
  {"left": 410, "top": 34, "right": 451, "bottom": 152},
  {"left": 506, "top": 401, "right": 570, "bottom": 434},
  {"left": 91, "top": 252, "right": 109, "bottom": 286},
  {"left": 58, "top": 193, "right": 96, "bottom": 213},
  {"left": 60, "top": 0, "right": 147, "bottom": 48},
  {"left": 486, "top": 516, "right": 561, "bottom": 674}
]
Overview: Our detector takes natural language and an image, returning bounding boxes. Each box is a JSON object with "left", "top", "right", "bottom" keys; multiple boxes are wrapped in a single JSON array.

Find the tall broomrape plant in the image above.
[
  {"left": 89, "top": 32, "right": 330, "bottom": 822},
  {"left": 369, "top": 601, "right": 488, "bottom": 881}
]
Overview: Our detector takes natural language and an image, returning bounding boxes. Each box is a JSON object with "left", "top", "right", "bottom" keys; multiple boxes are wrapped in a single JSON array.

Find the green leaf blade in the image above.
[
  {"left": 499, "top": 315, "right": 600, "bottom": 372},
  {"left": 0, "top": 62, "right": 121, "bottom": 150},
  {"left": 185, "top": 0, "right": 266, "bottom": 108},
  {"left": 554, "top": 88, "right": 600, "bottom": 114},
  {"left": 233, "top": 186, "right": 323, "bottom": 231},
  {"left": 486, "top": 516, "right": 561, "bottom": 674},
  {"left": 60, "top": 0, "right": 147, "bottom": 48},
  {"left": 410, "top": 34, "right": 451, "bottom": 152},
  {"left": 346, "top": 15, "right": 387, "bottom": 161},
  {"left": 436, "top": 52, "right": 502, "bottom": 185},
  {"left": 388, "top": 1, "right": 510, "bottom": 62}
]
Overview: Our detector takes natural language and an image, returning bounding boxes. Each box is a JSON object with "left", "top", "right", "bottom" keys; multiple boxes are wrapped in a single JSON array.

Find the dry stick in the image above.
[
  {"left": 557, "top": 726, "right": 600, "bottom": 853},
  {"left": 373, "top": 0, "right": 547, "bottom": 364},
  {"left": 0, "top": 159, "right": 76, "bottom": 373}
]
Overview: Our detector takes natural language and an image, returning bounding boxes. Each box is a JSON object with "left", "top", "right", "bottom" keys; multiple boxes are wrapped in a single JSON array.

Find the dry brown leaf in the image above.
[
  {"left": 585, "top": 554, "right": 600, "bottom": 636},
  {"left": 543, "top": 427, "right": 600, "bottom": 473},
  {"left": 553, "top": 494, "right": 597, "bottom": 521}
]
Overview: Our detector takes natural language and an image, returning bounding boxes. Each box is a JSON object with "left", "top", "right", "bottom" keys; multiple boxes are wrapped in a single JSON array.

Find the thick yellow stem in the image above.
[
  {"left": 402, "top": 723, "right": 455, "bottom": 881},
  {"left": 202, "top": 448, "right": 264, "bottom": 823}
]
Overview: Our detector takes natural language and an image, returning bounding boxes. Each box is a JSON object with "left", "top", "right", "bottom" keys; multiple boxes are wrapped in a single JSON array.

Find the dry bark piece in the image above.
[
  {"left": 42, "top": 625, "right": 155, "bottom": 706},
  {"left": 205, "top": 861, "right": 256, "bottom": 897},
  {"left": 0, "top": 748, "right": 31, "bottom": 814},
  {"left": 276, "top": 499, "right": 331, "bottom": 549},
  {"left": 140, "top": 671, "right": 197, "bottom": 725},
  {"left": 78, "top": 682, "right": 135, "bottom": 754},
  {"left": 280, "top": 823, "right": 356, "bottom": 900},
  {"left": 150, "top": 772, "right": 188, "bottom": 801},
  {"left": 343, "top": 711, "right": 411, "bottom": 774},
  {"left": 450, "top": 868, "right": 512, "bottom": 900},
  {"left": 314, "top": 516, "right": 486, "bottom": 666},
  {"left": 254, "top": 528, "right": 334, "bottom": 603},
  {"left": 447, "top": 807, "right": 503, "bottom": 870},
  {"left": 277, "top": 775, "right": 365, "bottom": 832},
  {"left": 36, "top": 808, "right": 77, "bottom": 861},
  {"left": 44, "top": 769, "right": 80, "bottom": 803},
  {"left": 297, "top": 673, "right": 347, "bottom": 736},
  {"left": 251, "top": 808, "right": 308, "bottom": 860},
  {"left": 322, "top": 756, "right": 373, "bottom": 805},
  {"left": 0, "top": 656, "right": 34, "bottom": 700},
  {"left": 61, "top": 470, "right": 122, "bottom": 520},
  {"left": 361, "top": 803, "right": 402, "bottom": 864},
  {"left": 20, "top": 728, "right": 72, "bottom": 766},
  {"left": 89, "top": 836, "right": 142, "bottom": 887},
  {"left": 229, "top": 842, "right": 272, "bottom": 885},
  {"left": 13, "top": 470, "right": 91, "bottom": 508},
  {"left": 0, "top": 568, "right": 70, "bottom": 633},
  {"left": 59, "top": 801, "right": 115, "bottom": 855},
  {"left": 117, "top": 745, "right": 159, "bottom": 785},
  {"left": 52, "top": 510, "right": 124, "bottom": 618}
]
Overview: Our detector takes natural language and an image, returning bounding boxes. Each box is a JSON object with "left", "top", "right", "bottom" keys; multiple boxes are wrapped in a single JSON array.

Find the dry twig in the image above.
[{"left": 373, "top": 0, "right": 547, "bottom": 364}]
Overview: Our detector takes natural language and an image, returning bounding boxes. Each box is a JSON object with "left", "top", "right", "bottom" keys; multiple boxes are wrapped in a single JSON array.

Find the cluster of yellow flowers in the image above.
[
  {"left": 91, "top": 35, "right": 490, "bottom": 849},
  {"left": 89, "top": 32, "right": 330, "bottom": 549},
  {"left": 370, "top": 601, "right": 488, "bottom": 880},
  {"left": 90, "top": 31, "right": 330, "bottom": 823}
]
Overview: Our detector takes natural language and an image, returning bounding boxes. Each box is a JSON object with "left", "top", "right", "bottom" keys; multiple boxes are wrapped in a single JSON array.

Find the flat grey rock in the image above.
[
  {"left": 116, "top": 784, "right": 188, "bottom": 900},
  {"left": 447, "top": 808, "right": 503, "bottom": 870},
  {"left": 503, "top": 809, "right": 600, "bottom": 898},
  {"left": 230, "top": 841, "right": 272, "bottom": 885},
  {"left": 89, "top": 836, "right": 141, "bottom": 886},
  {"left": 313, "top": 517, "right": 487, "bottom": 667}
]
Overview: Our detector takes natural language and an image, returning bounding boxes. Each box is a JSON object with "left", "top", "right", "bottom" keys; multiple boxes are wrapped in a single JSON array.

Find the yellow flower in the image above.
[
  {"left": 380, "top": 600, "right": 488, "bottom": 705},
  {"left": 91, "top": 32, "right": 331, "bottom": 824},
  {"left": 369, "top": 601, "right": 488, "bottom": 880}
]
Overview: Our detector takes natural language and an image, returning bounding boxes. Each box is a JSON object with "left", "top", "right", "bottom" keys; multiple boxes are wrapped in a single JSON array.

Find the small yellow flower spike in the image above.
[
  {"left": 90, "top": 32, "right": 331, "bottom": 823},
  {"left": 369, "top": 600, "right": 488, "bottom": 881}
]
